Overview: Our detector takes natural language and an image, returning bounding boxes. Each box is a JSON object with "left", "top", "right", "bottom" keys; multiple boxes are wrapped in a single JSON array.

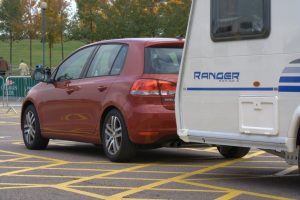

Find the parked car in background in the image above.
[{"left": 21, "top": 38, "right": 184, "bottom": 162}]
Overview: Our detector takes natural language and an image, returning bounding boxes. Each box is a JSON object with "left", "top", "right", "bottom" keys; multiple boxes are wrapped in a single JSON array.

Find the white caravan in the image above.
[{"left": 176, "top": 0, "right": 300, "bottom": 169}]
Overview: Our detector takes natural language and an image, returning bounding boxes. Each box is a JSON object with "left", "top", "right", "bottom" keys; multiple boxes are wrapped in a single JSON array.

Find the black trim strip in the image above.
[{"left": 290, "top": 59, "right": 300, "bottom": 64}]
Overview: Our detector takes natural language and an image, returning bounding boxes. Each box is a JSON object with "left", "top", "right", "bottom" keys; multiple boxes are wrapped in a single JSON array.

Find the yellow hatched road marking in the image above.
[
  {"left": 0, "top": 154, "right": 17, "bottom": 157},
  {"left": 0, "top": 185, "right": 49, "bottom": 190},
  {"left": 10, "top": 160, "right": 53, "bottom": 163},
  {"left": 0, "top": 161, "right": 67, "bottom": 177},
  {"left": 71, "top": 185, "right": 224, "bottom": 193},
  {"left": 0, "top": 166, "right": 30, "bottom": 169},
  {"left": 0, "top": 149, "right": 66, "bottom": 162},
  {"left": 0, "top": 149, "right": 293, "bottom": 200},
  {"left": 11, "top": 174, "right": 84, "bottom": 179},
  {"left": 52, "top": 186, "right": 108, "bottom": 199},
  {"left": 120, "top": 198, "right": 165, "bottom": 200},
  {"left": 177, "top": 180, "right": 293, "bottom": 200},
  {"left": 104, "top": 151, "right": 285, "bottom": 200},
  {"left": 215, "top": 190, "right": 243, "bottom": 200},
  {"left": 0, "top": 183, "right": 52, "bottom": 187},
  {"left": 56, "top": 163, "right": 158, "bottom": 187},
  {"left": 53, "top": 163, "right": 162, "bottom": 199},
  {"left": 0, "top": 182, "right": 224, "bottom": 194},
  {"left": 0, "top": 156, "right": 32, "bottom": 163}
]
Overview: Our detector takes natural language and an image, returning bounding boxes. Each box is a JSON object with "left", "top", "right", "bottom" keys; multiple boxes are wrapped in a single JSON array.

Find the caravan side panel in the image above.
[{"left": 176, "top": 0, "right": 300, "bottom": 152}]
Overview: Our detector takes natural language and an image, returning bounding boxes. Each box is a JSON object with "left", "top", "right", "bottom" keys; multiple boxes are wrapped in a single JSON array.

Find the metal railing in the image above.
[
  {"left": 4, "top": 76, "right": 39, "bottom": 113},
  {"left": 0, "top": 76, "right": 4, "bottom": 107}
]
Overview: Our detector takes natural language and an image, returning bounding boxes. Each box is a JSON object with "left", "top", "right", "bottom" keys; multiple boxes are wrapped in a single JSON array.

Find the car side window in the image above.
[
  {"left": 87, "top": 44, "right": 124, "bottom": 77},
  {"left": 55, "top": 46, "right": 95, "bottom": 82},
  {"left": 110, "top": 45, "right": 128, "bottom": 75}
]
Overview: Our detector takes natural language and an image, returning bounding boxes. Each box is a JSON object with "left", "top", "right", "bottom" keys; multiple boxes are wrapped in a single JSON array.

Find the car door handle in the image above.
[
  {"left": 97, "top": 86, "right": 107, "bottom": 92},
  {"left": 66, "top": 88, "right": 75, "bottom": 94}
]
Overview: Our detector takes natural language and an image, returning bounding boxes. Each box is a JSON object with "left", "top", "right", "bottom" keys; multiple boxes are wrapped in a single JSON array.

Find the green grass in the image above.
[{"left": 0, "top": 39, "right": 85, "bottom": 72}]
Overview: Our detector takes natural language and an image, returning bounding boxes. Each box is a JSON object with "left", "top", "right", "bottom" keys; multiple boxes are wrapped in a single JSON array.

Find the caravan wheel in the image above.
[{"left": 217, "top": 145, "right": 250, "bottom": 158}]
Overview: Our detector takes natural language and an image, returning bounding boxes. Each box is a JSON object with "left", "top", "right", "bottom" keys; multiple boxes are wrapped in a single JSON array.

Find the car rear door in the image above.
[{"left": 73, "top": 44, "right": 129, "bottom": 137}]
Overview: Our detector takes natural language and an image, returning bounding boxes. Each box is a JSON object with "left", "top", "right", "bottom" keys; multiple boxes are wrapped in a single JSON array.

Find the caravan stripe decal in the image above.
[
  {"left": 278, "top": 86, "right": 300, "bottom": 92},
  {"left": 186, "top": 87, "right": 275, "bottom": 91},
  {"left": 279, "top": 65, "right": 300, "bottom": 92},
  {"left": 279, "top": 76, "right": 300, "bottom": 83}
]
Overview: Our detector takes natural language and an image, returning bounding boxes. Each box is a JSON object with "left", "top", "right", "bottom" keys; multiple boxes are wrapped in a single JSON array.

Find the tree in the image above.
[
  {"left": 73, "top": 0, "right": 191, "bottom": 41},
  {"left": 21, "top": 0, "right": 40, "bottom": 69},
  {"left": 0, "top": 0, "right": 24, "bottom": 71},
  {"left": 95, "top": 0, "right": 162, "bottom": 39},
  {"left": 160, "top": 0, "right": 192, "bottom": 37},
  {"left": 75, "top": 0, "right": 101, "bottom": 43},
  {"left": 44, "top": 0, "right": 69, "bottom": 67}
]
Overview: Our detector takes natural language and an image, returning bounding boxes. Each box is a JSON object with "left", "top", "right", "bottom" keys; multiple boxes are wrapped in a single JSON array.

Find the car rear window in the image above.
[{"left": 144, "top": 47, "right": 183, "bottom": 74}]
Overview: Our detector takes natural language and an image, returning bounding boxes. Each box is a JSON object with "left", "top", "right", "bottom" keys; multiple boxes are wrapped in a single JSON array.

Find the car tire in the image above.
[
  {"left": 102, "top": 109, "right": 136, "bottom": 162},
  {"left": 298, "top": 146, "right": 300, "bottom": 173},
  {"left": 21, "top": 105, "right": 49, "bottom": 150},
  {"left": 217, "top": 145, "right": 250, "bottom": 158}
]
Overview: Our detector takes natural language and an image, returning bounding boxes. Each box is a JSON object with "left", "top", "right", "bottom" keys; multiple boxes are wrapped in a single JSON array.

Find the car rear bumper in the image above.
[{"left": 124, "top": 104, "right": 178, "bottom": 144}]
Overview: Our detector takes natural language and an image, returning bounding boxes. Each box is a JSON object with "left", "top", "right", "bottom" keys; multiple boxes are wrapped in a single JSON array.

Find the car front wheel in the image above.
[
  {"left": 217, "top": 145, "right": 250, "bottom": 158},
  {"left": 22, "top": 105, "right": 49, "bottom": 150},
  {"left": 102, "top": 109, "right": 136, "bottom": 162}
]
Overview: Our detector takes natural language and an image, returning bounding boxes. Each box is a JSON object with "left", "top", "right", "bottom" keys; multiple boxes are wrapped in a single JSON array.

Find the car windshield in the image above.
[{"left": 144, "top": 47, "right": 183, "bottom": 74}]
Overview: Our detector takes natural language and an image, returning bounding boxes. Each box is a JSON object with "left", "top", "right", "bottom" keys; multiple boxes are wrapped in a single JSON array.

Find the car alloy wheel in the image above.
[
  {"left": 102, "top": 109, "right": 136, "bottom": 162},
  {"left": 24, "top": 110, "right": 36, "bottom": 145},
  {"left": 22, "top": 105, "right": 49, "bottom": 150},
  {"left": 104, "top": 115, "right": 122, "bottom": 155}
]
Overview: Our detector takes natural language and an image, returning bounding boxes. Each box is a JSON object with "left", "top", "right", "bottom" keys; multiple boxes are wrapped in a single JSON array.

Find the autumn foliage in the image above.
[{"left": 0, "top": 0, "right": 191, "bottom": 67}]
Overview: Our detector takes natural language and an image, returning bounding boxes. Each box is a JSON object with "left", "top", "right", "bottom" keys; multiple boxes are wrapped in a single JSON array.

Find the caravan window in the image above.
[{"left": 211, "top": 0, "right": 270, "bottom": 41}]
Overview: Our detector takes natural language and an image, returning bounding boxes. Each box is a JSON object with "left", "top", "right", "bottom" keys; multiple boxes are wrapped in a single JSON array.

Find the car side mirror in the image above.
[{"left": 32, "top": 67, "right": 51, "bottom": 82}]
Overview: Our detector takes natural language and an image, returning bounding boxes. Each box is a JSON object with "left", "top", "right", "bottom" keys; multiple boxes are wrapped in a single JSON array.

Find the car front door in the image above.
[{"left": 39, "top": 46, "right": 96, "bottom": 139}]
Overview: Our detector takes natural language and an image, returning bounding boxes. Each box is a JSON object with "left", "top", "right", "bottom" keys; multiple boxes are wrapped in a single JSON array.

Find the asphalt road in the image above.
[{"left": 0, "top": 106, "right": 300, "bottom": 200}]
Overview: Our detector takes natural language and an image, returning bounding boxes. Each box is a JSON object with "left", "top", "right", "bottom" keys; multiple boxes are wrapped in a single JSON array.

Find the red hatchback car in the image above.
[{"left": 21, "top": 38, "right": 184, "bottom": 162}]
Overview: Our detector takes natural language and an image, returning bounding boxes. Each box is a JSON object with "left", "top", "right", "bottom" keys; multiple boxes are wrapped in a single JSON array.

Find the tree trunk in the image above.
[
  {"left": 9, "top": 30, "right": 13, "bottom": 75},
  {"left": 29, "top": 34, "right": 32, "bottom": 71},
  {"left": 49, "top": 45, "right": 52, "bottom": 68},
  {"left": 61, "top": 30, "right": 64, "bottom": 61},
  {"left": 61, "top": 13, "right": 64, "bottom": 61}
]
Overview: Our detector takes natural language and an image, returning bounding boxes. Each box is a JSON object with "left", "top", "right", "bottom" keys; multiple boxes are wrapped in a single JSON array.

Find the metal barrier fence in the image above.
[
  {"left": 4, "top": 76, "right": 39, "bottom": 113},
  {"left": 0, "top": 76, "right": 4, "bottom": 107}
]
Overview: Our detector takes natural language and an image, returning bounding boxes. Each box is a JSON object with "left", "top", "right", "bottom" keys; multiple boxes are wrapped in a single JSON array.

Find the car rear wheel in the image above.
[
  {"left": 22, "top": 105, "right": 49, "bottom": 150},
  {"left": 102, "top": 109, "right": 136, "bottom": 162},
  {"left": 217, "top": 145, "right": 250, "bottom": 158}
]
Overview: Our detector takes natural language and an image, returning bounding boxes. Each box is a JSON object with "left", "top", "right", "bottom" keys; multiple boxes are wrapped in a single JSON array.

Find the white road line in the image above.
[{"left": 275, "top": 165, "right": 298, "bottom": 176}]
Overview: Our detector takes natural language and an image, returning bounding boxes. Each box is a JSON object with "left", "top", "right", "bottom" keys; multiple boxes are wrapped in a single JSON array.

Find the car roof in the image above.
[{"left": 84, "top": 38, "right": 185, "bottom": 48}]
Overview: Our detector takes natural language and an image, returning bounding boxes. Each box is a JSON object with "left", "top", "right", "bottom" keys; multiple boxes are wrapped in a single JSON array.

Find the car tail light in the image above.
[
  {"left": 130, "top": 79, "right": 160, "bottom": 96},
  {"left": 130, "top": 79, "right": 176, "bottom": 96},
  {"left": 158, "top": 80, "right": 176, "bottom": 96}
]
